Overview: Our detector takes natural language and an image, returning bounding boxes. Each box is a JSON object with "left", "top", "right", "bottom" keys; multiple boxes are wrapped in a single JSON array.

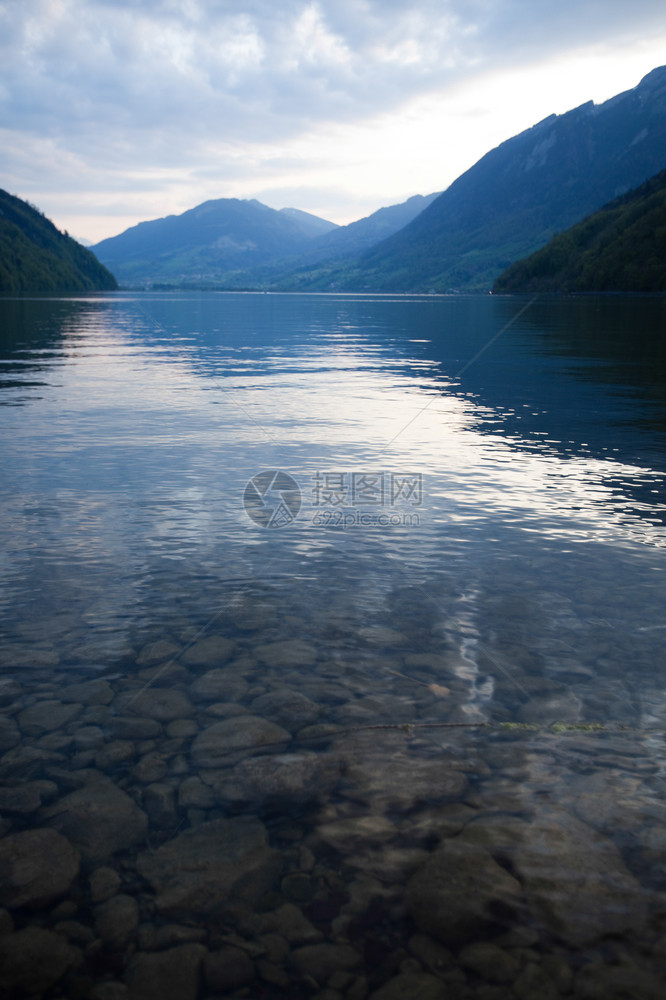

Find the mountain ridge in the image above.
[
  {"left": 93, "top": 198, "right": 338, "bottom": 286},
  {"left": 0, "top": 189, "right": 118, "bottom": 293},
  {"left": 296, "top": 65, "right": 666, "bottom": 292},
  {"left": 93, "top": 192, "right": 441, "bottom": 288}
]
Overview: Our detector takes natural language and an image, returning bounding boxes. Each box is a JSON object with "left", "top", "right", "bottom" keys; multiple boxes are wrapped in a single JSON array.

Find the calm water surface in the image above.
[{"left": 1, "top": 292, "right": 666, "bottom": 998}]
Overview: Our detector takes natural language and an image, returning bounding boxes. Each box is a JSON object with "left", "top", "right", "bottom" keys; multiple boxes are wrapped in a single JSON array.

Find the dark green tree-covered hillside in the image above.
[
  {"left": 0, "top": 189, "right": 118, "bottom": 293},
  {"left": 493, "top": 169, "right": 666, "bottom": 293}
]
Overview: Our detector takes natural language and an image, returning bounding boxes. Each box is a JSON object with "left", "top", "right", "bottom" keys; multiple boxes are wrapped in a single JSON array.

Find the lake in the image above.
[{"left": 1, "top": 291, "right": 666, "bottom": 998}]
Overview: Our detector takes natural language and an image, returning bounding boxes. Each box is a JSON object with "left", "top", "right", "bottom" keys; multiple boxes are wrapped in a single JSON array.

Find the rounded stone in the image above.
[
  {"left": 124, "top": 943, "right": 207, "bottom": 1000},
  {"left": 459, "top": 941, "right": 520, "bottom": 983},
  {"left": 254, "top": 639, "right": 318, "bottom": 667},
  {"left": 406, "top": 841, "right": 523, "bottom": 944},
  {"left": 190, "top": 715, "right": 291, "bottom": 769},
  {"left": 189, "top": 669, "right": 248, "bottom": 703},
  {"left": 18, "top": 699, "right": 82, "bottom": 736},
  {"left": 42, "top": 777, "right": 148, "bottom": 866},
  {"left": 0, "top": 717, "right": 20, "bottom": 751},
  {"left": 0, "top": 828, "right": 80, "bottom": 909},
  {"left": 116, "top": 687, "right": 194, "bottom": 721},
  {"left": 181, "top": 635, "right": 235, "bottom": 666},
  {"left": 136, "top": 639, "right": 182, "bottom": 666},
  {"left": 0, "top": 927, "right": 80, "bottom": 995},
  {"left": 213, "top": 751, "right": 340, "bottom": 807},
  {"left": 250, "top": 689, "right": 320, "bottom": 732},
  {"left": 89, "top": 866, "right": 122, "bottom": 902},
  {"left": 94, "top": 894, "right": 139, "bottom": 948},
  {"left": 288, "top": 943, "right": 361, "bottom": 985},
  {"left": 204, "top": 946, "right": 255, "bottom": 991},
  {"left": 137, "top": 817, "right": 282, "bottom": 915}
]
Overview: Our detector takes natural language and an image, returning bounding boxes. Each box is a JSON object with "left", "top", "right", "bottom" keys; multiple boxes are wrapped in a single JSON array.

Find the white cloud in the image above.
[{"left": 1, "top": 0, "right": 665, "bottom": 241}]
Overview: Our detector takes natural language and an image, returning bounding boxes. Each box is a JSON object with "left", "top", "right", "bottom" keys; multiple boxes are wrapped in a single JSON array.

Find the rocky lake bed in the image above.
[{"left": 1, "top": 612, "right": 666, "bottom": 1000}]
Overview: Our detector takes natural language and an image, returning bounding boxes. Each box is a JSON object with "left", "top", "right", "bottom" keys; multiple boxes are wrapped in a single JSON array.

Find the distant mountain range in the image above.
[
  {"left": 91, "top": 65, "right": 666, "bottom": 294},
  {"left": 92, "top": 192, "right": 440, "bottom": 287},
  {"left": 0, "top": 189, "right": 117, "bottom": 293},
  {"left": 494, "top": 168, "right": 666, "bottom": 293},
  {"left": 314, "top": 65, "right": 666, "bottom": 293}
]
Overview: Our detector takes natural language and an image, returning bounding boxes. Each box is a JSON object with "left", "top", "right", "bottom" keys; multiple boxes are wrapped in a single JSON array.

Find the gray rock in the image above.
[
  {"left": 0, "top": 743, "right": 65, "bottom": 778},
  {"left": 143, "top": 782, "right": 178, "bottom": 829},
  {"left": 0, "top": 780, "right": 56, "bottom": 814},
  {"left": 346, "top": 845, "right": 429, "bottom": 884},
  {"left": 42, "top": 776, "right": 148, "bottom": 866},
  {"left": 116, "top": 687, "right": 194, "bottom": 721},
  {"left": 0, "top": 718, "right": 20, "bottom": 752},
  {"left": 178, "top": 776, "right": 216, "bottom": 809},
  {"left": 60, "top": 679, "right": 114, "bottom": 705},
  {"left": 0, "top": 909, "right": 13, "bottom": 936},
  {"left": 53, "top": 918, "right": 95, "bottom": 944},
  {"left": 568, "top": 769, "right": 666, "bottom": 838},
  {"left": 317, "top": 815, "right": 397, "bottom": 854},
  {"left": 513, "top": 962, "right": 559, "bottom": 1000},
  {"left": 0, "top": 828, "right": 80, "bottom": 909},
  {"left": 89, "top": 865, "right": 122, "bottom": 902},
  {"left": 204, "top": 946, "right": 255, "bottom": 991},
  {"left": 95, "top": 894, "right": 139, "bottom": 948},
  {"left": 204, "top": 701, "right": 250, "bottom": 718},
  {"left": 132, "top": 753, "right": 169, "bottom": 785},
  {"left": 189, "top": 669, "right": 248, "bottom": 703},
  {"left": 406, "top": 840, "right": 523, "bottom": 944},
  {"left": 138, "top": 923, "right": 207, "bottom": 950},
  {"left": 124, "top": 942, "right": 207, "bottom": 1000},
  {"left": 511, "top": 807, "right": 648, "bottom": 946},
  {"left": 0, "top": 926, "right": 80, "bottom": 995},
  {"left": 0, "top": 679, "right": 22, "bottom": 705},
  {"left": 18, "top": 699, "right": 82, "bottom": 735},
  {"left": 181, "top": 634, "right": 235, "bottom": 666},
  {"left": 254, "top": 639, "right": 317, "bottom": 667},
  {"left": 338, "top": 732, "right": 468, "bottom": 811},
  {"left": 459, "top": 942, "right": 520, "bottom": 983},
  {"left": 165, "top": 719, "right": 198, "bottom": 738},
  {"left": 95, "top": 739, "right": 136, "bottom": 770},
  {"left": 190, "top": 715, "right": 291, "bottom": 768},
  {"left": 408, "top": 934, "right": 454, "bottom": 978},
  {"left": 0, "top": 645, "right": 59, "bottom": 668},
  {"left": 108, "top": 716, "right": 161, "bottom": 740},
  {"left": 253, "top": 902, "right": 322, "bottom": 944},
  {"left": 212, "top": 751, "right": 340, "bottom": 807},
  {"left": 573, "top": 960, "right": 665, "bottom": 1000},
  {"left": 250, "top": 688, "right": 321, "bottom": 731},
  {"left": 73, "top": 725, "right": 106, "bottom": 750},
  {"left": 368, "top": 972, "right": 448, "bottom": 1000},
  {"left": 136, "top": 639, "right": 181, "bottom": 666},
  {"left": 289, "top": 943, "right": 361, "bottom": 984},
  {"left": 137, "top": 817, "right": 281, "bottom": 915}
]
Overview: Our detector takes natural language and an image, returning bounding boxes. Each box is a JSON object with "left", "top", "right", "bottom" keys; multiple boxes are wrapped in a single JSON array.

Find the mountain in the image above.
[
  {"left": 302, "top": 65, "right": 666, "bottom": 293},
  {"left": 307, "top": 192, "right": 441, "bottom": 260},
  {"left": 93, "top": 198, "right": 338, "bottom": 286},
  {"left": 493, "top": 168, "right": 666, "bottom": 293},
  {"left": 0, "top": 189, "right": 118, "bottom": 293},
  {"left": 266, "top": 192, "right": 441, "bottom": 289}
]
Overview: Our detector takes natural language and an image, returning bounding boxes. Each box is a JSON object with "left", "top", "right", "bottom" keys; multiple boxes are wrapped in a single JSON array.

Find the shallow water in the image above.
[{"left": 1, "top": 292, "right": 666, "bottom": 998}]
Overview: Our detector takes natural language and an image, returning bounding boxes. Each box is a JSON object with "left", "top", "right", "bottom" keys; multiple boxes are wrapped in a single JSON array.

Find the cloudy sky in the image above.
[{"left": 1, "top": 0, "right": 665, "bottom": 243}]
